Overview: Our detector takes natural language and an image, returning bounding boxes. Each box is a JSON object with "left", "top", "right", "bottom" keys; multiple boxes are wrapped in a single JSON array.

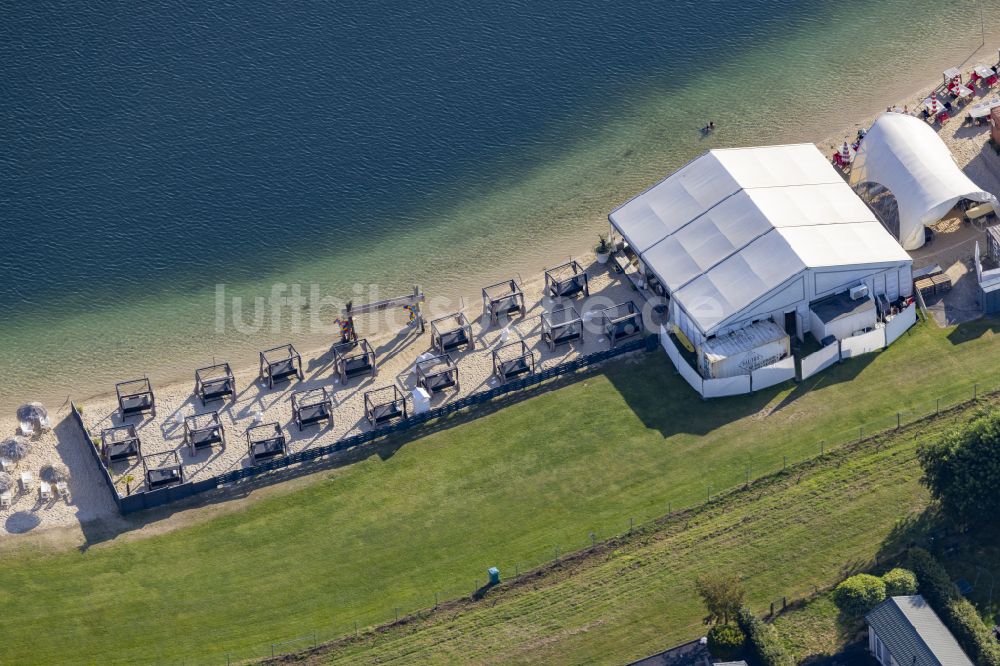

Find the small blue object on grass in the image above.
[
  {"left": 956, "top": 578, "right": 973, "bottom": 596},
  {"left": 488, "top": 567, "right": 500, "bottom": 585}
]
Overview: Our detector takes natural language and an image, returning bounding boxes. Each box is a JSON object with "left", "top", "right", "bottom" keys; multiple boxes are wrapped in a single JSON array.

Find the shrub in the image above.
[
  {"left": 907, "top": 548, "right": 1000, "bottom": 666},
  {"left": 833, "top": 573, "right": 886, "bottom": 617},
  {"left": 706, "top": 624, "right": 745, "bottom": 661},
  {"left": 882, "top": 567, "right": 917, "bottom": 596},
  {"left": 917, "top": 409, "right": 1000, "bottom": 524},
  {"left": 945, "top": 597, "right": 1000, "bottom": 666},
  {"left": 736, "top": 606, "right": 793, "bottom": 666},
  {"left": 907, "top": 548, "right": 952, "bottom": 608}
]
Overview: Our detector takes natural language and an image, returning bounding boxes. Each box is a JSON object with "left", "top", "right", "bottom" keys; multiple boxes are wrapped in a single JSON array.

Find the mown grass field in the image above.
[
  {"left": 313, "top": 397, "right": 985, "bottom": 665},
  {"left": 0, "top": 318, "right": 997, "bottom": 665}
]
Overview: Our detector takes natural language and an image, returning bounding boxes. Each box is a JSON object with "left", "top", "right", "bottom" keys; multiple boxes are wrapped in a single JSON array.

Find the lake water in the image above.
[{"left": 1, "top": 0, "right": 998, "bottom": 410}]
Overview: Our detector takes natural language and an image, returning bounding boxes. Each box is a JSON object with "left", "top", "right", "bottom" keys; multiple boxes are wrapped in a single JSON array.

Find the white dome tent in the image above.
[{"left": 849, "top": 112, "right": 998, "bottom": 250}]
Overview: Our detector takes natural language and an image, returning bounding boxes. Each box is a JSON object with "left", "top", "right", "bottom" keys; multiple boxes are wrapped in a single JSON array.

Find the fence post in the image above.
[
  {"left": 936, "top": 398, "right": 940, "bottom": 415},
  {"left": 770, "top": 601, "right": 775, "bottom": 617},
  {"left": 974, "top": 383, "right": 978, "bottom": 400},
  {"left": 820, "top": 440, "right": 825, "bottom": 456},
  {"left": 745, "top": 465, "right": 750, "bottom": 487},
  {"left": 783, "top": 456, "right": 787, "bottom": 471},
  {"left": 896, "top": 412, "right": 900, "bottom": 429},
  {"left": 629, "top": 517, "right": 634, "bottom": 534},
  {"left": 435, "top": 592, "right": 439, "bottom": 607},
  {"left": 590, "top": 532, "right": 596, "bottom": 548},
  {"left": 355, "top": 620, "right": 358, "bottom": 637},
  {"left": 271, "top": 644, "right": 275, "bottom": 658},
  {"left": 707, "top": 485, "right": 711, "bottom": 502},
  {"left": 859, "top": 426, "right": 863, "bottom": 442},
  {"left": 313, "top": 631, "right": 318, "bottom": 648}
]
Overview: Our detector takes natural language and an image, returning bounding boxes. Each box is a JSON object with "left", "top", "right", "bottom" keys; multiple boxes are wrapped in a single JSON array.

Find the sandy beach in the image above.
[{"left": 4, "top": 45, "right": 1000, "bottom": 542}]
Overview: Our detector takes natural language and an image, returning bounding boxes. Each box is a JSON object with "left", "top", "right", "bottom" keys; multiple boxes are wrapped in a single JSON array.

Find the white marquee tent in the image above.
[
  {"left": 849, "top": 112, "right": 998, "bottom": 250},
  {"left": 609, "top": 144, "right": 912, "bottom": 350}
]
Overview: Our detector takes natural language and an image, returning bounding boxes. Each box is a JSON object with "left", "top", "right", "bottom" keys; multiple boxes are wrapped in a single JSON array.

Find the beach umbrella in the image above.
[
  {"left": 40, "top": 463, "right": 69, "bottom": 483},
  {"left": 839, "top": 142, "right": 853, "bottom": 162},
  {"left": 924, "top": 97, "right": 942, "bottom": 115},
  {"left": 0, "top": 472, "right": 12, "bottom": 493},
  {"left": 16, "top": 402, "right": 49, "bottom": 433},
  {"left": 1, "top": 436, "right": 31, "bottom": 462}
]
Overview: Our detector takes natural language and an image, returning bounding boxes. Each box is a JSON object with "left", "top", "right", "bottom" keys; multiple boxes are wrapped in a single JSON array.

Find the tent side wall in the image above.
[{"left": 708, "top": 262, "right": 911, "bottom": 341}]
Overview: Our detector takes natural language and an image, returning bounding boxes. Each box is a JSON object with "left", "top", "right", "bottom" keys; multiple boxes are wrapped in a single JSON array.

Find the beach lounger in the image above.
[
  {"left": 0, "top": 491, "right": 11, "bottom": 508},
  {"left": 0, "top": 458, "right": 12, "bottom": 473},
  {"left": 20, "top": 471, "right": 34, "bottom": 493},
  {"left": 39, "top": 481, "right": 53, "bottom": 501},
  {"left": 55, "top": 481, "right": 71, "bottom": 503}
]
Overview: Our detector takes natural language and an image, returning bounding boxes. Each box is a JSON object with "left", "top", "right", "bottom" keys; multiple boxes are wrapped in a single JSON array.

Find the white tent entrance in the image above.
[{"left": 850, "top": 112, "right": 998, "bottom": 250}]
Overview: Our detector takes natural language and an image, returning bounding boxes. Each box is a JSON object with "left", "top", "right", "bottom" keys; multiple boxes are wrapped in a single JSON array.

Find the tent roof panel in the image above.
[
  {"left": 674, "top": 231, "right": 806, "bottom": 332},
  {"left": 711, "top": 143, "right": 843, "bottom": 189},
  {"left": 610, "top": 153, "right": 742, "bottom": 252},
  {"left": 779, "top": 221, "right": 911, "bottom": 268},
  {"left": 610, "top": 144, "right": 910, "bottom": 337}
]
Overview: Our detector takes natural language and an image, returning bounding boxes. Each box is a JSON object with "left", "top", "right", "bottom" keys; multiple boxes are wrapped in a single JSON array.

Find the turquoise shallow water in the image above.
[{"left": 1, "top": 1, "right": 998, "bottom": 409}]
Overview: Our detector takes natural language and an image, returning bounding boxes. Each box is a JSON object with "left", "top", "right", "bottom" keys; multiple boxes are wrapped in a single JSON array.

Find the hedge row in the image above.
[
  {"left": 907, "top": 547, "right": 1000, "bottom": 666},
  {"left": 736, "top": 606, "right": 793, "bottom": 666}
]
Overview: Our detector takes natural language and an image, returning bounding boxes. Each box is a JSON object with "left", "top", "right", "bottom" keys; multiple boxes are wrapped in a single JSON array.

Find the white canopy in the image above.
[
  {"left": 610, "top": 144, "right": 910, "bottom": 336},
  {"left": 849, "top": 112, "right": 998, "bottom": 250}
]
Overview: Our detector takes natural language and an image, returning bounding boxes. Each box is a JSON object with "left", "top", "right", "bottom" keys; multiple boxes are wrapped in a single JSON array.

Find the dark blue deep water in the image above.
[{"left": 0, "top": 0, "right": 992, "bottom": 406}]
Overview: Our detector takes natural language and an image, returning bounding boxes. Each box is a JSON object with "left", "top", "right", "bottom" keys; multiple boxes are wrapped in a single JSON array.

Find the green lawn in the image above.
[
  {"left": 772, "top": 592, "right": 863, "bottom": 663},
  {"left": 314, "top": 396, "right": 980, "bottom": 665},
  {"left": 771, "top": 513, "right": 1000, "bottom": 664},
  {"left": 0, "top": 317, "right": 996, "bottom": 665}
]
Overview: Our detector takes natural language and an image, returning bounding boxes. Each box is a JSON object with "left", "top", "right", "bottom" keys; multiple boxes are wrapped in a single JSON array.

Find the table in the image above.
[
  {"left": 968, "top": 96, "right": 1000, "bottom": 119},
  {"left": 975, "top": 65, "right": 995, "bottom": 80},
  {"left": 955, "top": 84, "right": 974, "bottom": 99}
]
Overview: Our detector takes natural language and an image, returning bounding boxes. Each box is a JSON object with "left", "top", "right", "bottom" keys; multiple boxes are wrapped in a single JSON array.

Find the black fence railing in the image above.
[{"left": 70, "top": 336, "right": 655, "bottom": 514}]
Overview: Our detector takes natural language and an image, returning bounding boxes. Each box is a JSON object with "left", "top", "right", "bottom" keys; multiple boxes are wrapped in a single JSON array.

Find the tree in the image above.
[
  {"left": 833, "top": 573, "right": 886, "bottom": 617},
  {"left": 917, "top": 409, "right": 1000, "bottom": 524},
  {"left": 696, "top": 572, "right": 746, "bottom": 625}
]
